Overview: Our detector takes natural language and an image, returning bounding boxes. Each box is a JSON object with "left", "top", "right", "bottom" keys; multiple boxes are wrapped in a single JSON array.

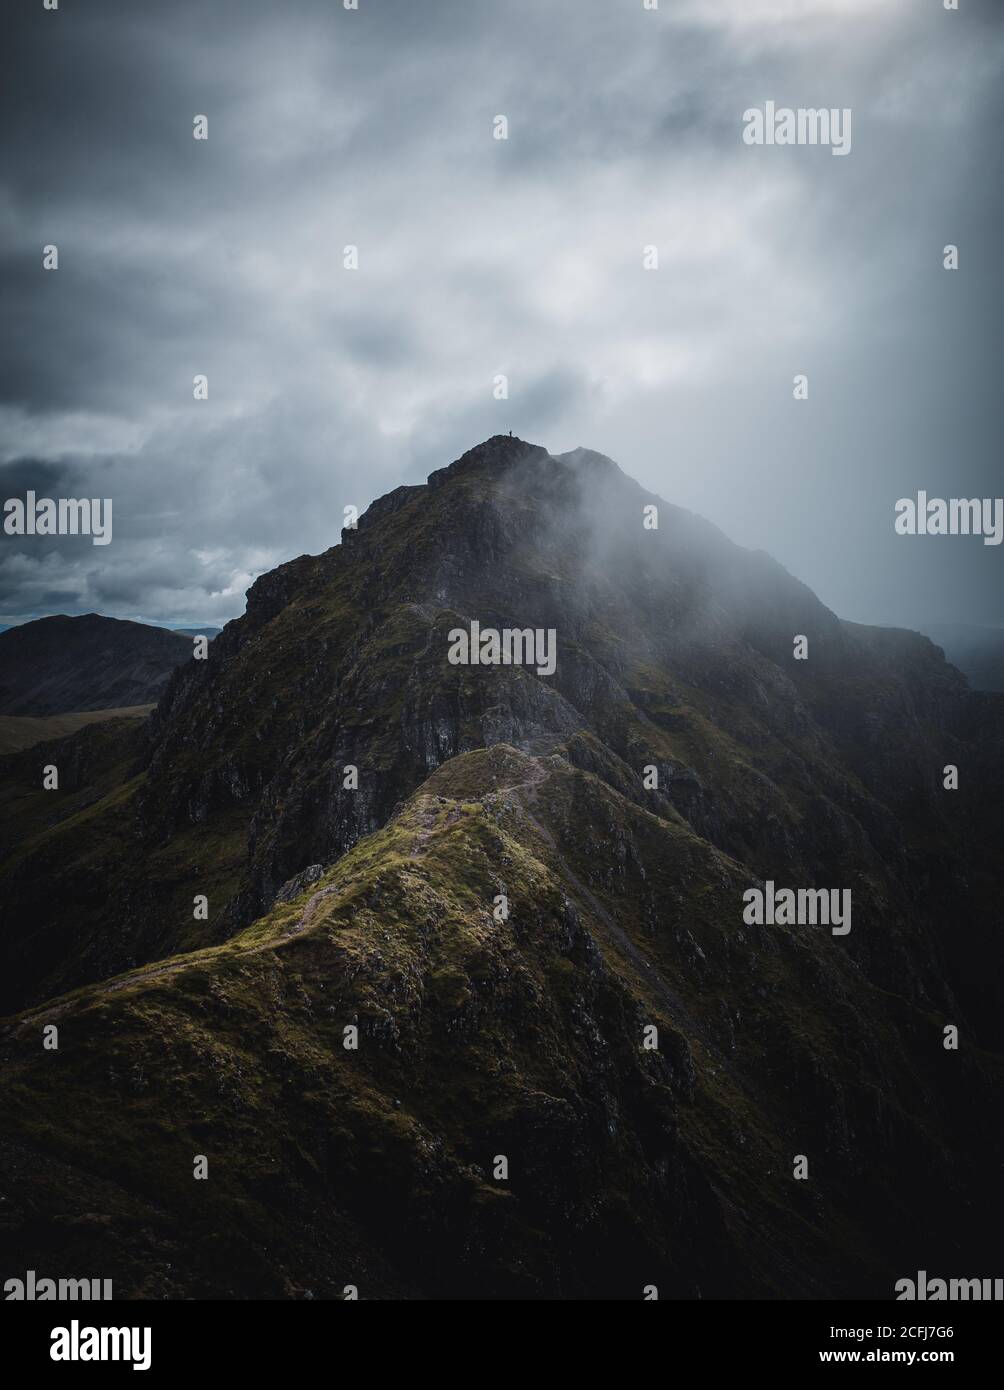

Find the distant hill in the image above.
[
  {"left": 172, "top": 626, "right": 222, "bottom": 639},
  {"left": 0, "top": 614, "right": 193, "bottom": 715},
  {"left": 924, "top": 622, "right": 1004, "bottom": 692}
]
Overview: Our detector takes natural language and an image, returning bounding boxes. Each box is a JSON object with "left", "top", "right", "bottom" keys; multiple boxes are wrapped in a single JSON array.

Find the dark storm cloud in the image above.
[
  {"left": 1, "top": 0, "right": 1002, "bottom": 631},
  {"left": 0, "top": 458, "right": 69, "bottom": 495}
]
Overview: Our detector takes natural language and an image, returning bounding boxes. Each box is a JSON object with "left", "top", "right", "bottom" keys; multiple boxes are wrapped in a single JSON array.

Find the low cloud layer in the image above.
[{"left": 2, "top": 0, "right": 1001, "bottom": 631}]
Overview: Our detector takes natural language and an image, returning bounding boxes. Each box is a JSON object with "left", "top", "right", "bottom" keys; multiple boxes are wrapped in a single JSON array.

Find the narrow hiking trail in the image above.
[
  {"left": 9, "top": 754, "right": 724, "bottom": 1079},
  {"left": 7, "top": 768, "right": 548, "bottom": 1036},
  {"left": 5, "top": 879, "right": 345, "bottom": 1036}
]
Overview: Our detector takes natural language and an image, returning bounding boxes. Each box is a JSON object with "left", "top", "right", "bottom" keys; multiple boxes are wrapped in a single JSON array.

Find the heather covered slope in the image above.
[
  {"left": 0, "top": 704, "right": 152, "bottom": 755},
  {"left": 2, "top": 746, "right": 999, "bottom": 1299}
]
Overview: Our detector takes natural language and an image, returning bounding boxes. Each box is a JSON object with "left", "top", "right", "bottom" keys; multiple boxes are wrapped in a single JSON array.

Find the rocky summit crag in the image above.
[{"left": 1, "top": 436, "right": 1001, "bottom": 1299}]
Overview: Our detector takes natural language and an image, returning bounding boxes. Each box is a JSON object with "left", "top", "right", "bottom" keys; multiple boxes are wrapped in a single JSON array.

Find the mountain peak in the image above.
[
  {"left": 460, "top": 432, "right": 541, "bottom": 459},
  {"left": 427, "top": 434, "right": 549, "bottom": 489},
  {"left": 2, "top": 434, "right": 1002, "bottom": 1302}
]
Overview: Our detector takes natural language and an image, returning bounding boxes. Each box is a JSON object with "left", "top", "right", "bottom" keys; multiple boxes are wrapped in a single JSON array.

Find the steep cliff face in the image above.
[{"left": 1, "top": 437, "right": 1001, "bottom": 1298}]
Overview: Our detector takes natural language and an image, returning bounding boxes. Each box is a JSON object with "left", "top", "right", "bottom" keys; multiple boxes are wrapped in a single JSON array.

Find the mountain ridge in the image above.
[{"left": 1, "top": 435, "right": 1001, "bottom": 1298}]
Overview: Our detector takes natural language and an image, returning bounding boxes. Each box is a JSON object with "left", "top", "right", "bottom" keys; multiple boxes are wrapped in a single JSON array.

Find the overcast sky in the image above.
[{"left": 2, "top": 0, "right": 1001, "bottom": 633}]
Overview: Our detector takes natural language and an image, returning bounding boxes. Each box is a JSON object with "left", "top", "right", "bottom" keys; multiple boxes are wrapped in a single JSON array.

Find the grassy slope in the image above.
[
  {"left": 0, "top": 719, "right": 247, "bottom": 1011},
  {"left": 0, "top": 706, "right": 154, "bottom": 755},
  {"left": 2, "top": 744, "right": 998, "bottom": 1299}
]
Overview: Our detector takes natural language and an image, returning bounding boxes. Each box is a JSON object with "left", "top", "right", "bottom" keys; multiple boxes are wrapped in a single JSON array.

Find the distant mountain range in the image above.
[
  {"left": 1, "top": 437, "right": 1000, "bottom": 1300},
  {"left": 0, "top": 620, "right": 221, "bottom": 638},
  {"left": 0, "top": 615, "right": 212, "bottom": 715}
]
